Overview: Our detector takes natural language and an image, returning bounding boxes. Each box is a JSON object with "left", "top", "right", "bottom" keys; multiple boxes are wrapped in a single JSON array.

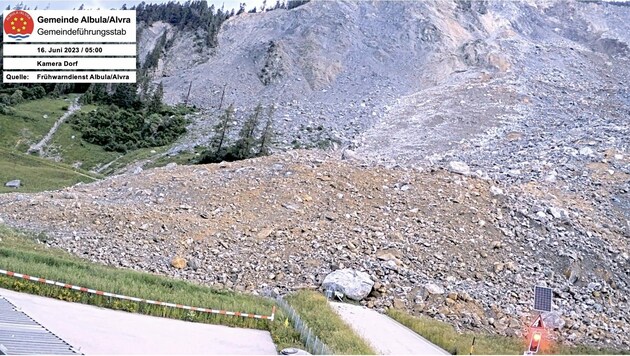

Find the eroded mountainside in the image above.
[
  {"left": 0, "top": 0, "right": 629, "bottom": 349},
  {"left": 139, "top": 0, "right": 629, "bottom": 157}
]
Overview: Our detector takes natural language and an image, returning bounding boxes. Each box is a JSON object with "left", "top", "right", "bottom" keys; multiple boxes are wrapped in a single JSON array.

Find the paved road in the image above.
[
  {"left": 330, "top": 302, "right": 450, "bottom": 355},
  {"left": 0, "top": 288, "right": 277, "bottom": 355}
]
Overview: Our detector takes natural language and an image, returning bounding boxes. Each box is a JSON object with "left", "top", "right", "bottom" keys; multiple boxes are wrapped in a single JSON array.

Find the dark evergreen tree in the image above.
[
  {"left": 214, "top": 104, "right": 234, "bottom": 155},
  {"left": 237, "top": 3, "right": 246, "bottom": 15},
  {"left": 258, "top": 105, "right": 275, "bottom": 155},
  {"left": 233, "top": 103, "right": 262, "bottom": 159},
  {"left": 112, "top": 83, "right": 138, "bottom": 109},
  {"left": 148, "top": 83, "right": 164, "bottom": 114}
]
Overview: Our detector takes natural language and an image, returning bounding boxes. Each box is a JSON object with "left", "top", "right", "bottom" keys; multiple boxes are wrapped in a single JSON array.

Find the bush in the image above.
[
  {"left": 0, "top": 104, "right": 15, "bottom": 115},
  {"left": 10, "top": 90, "right": 24, "bottom": 105},
  {"left": 30, "top": 86, "right": 46, "bottom": 99},
  {"left": 0, "top": 94, "right": 11, "bottom": 106}
]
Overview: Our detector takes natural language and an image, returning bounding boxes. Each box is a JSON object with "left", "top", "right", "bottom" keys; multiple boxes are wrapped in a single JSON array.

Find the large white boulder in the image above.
[
  {"left": 5, "top": 180, "right": 20, "bottom": 188},
  {"left": 448, "top": 161, "right": 471, "bottom": 175},
  {"left": 322, "top": 268, "right": 374, "bottom": 301}
]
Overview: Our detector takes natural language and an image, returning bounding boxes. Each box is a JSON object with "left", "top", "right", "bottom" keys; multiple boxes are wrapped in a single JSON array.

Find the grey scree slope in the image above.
[{"left": 0, "top": 296, "right": 77, "bottom": 355}]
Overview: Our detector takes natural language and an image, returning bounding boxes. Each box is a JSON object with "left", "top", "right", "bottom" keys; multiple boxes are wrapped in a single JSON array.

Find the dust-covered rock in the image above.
[{"left": 322, "top": 268, "right": 374, "bottom": 301}]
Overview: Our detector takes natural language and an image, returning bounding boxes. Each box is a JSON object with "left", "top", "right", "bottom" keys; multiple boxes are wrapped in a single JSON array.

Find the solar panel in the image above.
[
  {"left": 534, "top": 286, "right": 553, "bottom": 312},
  {"left": 0, "top": 297, "right": 78, "bottom": 355}
]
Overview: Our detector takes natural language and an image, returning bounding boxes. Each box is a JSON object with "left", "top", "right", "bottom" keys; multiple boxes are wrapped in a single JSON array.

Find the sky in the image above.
[{"left": 6, "top": 0, "right": 267, "bottom": 11}]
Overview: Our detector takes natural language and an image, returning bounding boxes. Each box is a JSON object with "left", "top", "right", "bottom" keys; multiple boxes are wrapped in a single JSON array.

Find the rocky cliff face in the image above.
[{"left": 137, "top": 1, "right": 629, "bottom": 158}]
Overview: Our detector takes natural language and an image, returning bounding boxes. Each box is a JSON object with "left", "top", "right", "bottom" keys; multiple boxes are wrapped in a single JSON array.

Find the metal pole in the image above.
[
  {"left": 185, "top": 81, "right": 193, "bottom": 106},
  {"left": 219, "top": 83, "right": 227, "bottom": 110}
]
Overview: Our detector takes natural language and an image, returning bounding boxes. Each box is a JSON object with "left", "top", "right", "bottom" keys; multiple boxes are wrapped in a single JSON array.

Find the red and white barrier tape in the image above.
[{"left": 0, "top": 268, "right": 275, "bottom": 321}]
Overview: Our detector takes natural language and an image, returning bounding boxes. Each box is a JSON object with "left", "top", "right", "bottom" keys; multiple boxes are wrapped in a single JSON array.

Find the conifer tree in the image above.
[
  {"left": 258, "top": 105, "right": 275, "bottom": 156},
  {"left": 214, "top": 103, "right": 234, "bottom": 155},
  {"left": 148, "top": 83, "right": 164, "bottom": 114},
  {"left": 234, "top": 103, "right": 262, "bottom": 159}
]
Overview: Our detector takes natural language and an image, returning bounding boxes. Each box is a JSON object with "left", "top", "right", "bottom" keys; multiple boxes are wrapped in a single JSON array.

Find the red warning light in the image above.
[{"left": 528, "top": 330, "right": 543, "bottom": 353}]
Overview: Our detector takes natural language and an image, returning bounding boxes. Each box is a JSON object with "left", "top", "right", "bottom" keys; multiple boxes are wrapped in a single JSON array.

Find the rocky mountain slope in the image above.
[
  {"left": 140, "top": 0, "right": 629, "bottom": 155},
  {"left": 0, "top": 0, "right": 629, "bottom": 350}
]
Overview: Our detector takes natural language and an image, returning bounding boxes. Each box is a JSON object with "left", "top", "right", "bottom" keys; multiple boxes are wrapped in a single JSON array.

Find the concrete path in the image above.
[
  {"left": 330, "top": 302, "right": 450, "bottom": 355},
  {"left": 0, "top": 288, "right": 277, "bottom": 355}
]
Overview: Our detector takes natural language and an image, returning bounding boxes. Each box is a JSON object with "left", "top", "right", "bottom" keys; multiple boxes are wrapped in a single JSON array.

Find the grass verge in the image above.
[
  {"left": 387, "top": 308, "right": 629, "bottom": 355},
  {"left": 0, "top": 225, "right": 303, "bottom": 351},
  {"left": 286, "top": 290, "right": 376, "bottom": 355},
  {"left": 0, "top": 147, "right": 100, "bottom": 193}
]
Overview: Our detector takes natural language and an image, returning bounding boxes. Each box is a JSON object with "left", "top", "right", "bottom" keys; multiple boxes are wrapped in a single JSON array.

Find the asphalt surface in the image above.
[
  {"left": 0, "top": 288, "right": 277, "bottom": 355},
  {"left": 330, "top": 302, "right": 450, "bottom": 355}
]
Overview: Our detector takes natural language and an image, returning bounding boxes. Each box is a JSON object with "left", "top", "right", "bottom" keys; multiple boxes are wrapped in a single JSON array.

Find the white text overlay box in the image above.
[
  {"left": 4, "top": 57, "right": 136, "bottom": 70},
  {"left": 4, "top": 43, "right": 136, "bottom": 57},
  {"left": 4, "top": 71, "right": 136, "bottom": 83}
]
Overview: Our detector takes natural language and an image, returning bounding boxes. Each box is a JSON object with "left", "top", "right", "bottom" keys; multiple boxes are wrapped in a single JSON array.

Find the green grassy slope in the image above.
[
  {"left": 0, "top": 97, "right": 72, "bottom": 152},
  {"left": 0, "top": 147, "right": 99, "bottom": 193}
]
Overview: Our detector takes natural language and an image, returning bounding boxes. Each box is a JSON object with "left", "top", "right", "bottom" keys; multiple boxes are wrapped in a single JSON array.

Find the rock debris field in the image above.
[{"left": 0, "top": 149, "right": 628, "bottom": 349}]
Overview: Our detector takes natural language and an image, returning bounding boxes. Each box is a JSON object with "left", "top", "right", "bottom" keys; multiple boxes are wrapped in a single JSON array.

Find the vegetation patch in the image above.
[
  {"left": 0, "top": 96, "right": 72, "bottom": 152},
  {"left": 72, "top": 84, "right": 189, "bottom": 154},
  {"left": 69, "top": 105, "right": 187, "bottom": 153},
  {"left": 0, "top": 225, "right": 304, "bottom": 351},
  {"left": 286, "top": 290, "right": 376, "bottom": 355}
]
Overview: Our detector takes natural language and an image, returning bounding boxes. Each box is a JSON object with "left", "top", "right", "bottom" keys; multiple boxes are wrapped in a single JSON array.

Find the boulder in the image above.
[
  {"left": 5, "top": 180, "right": 20, "bottom": 188},
  {"left": 543, "top": 311, "right": 566, "bottom": 330},
  {"left": 579, "top": 147, "right": 594, "bottom": 156},
  {"left": 188, "top": 258, "right": 200, "bottom": 271},
  {"left": 322, "top": 268, "right": 374, "bottom": 301},
  {"left": 341, "top": 149, "right": 363, "bottom": 162},
  {"left": 376, "top": 249, "right": 402, "bottom": 268},
  {"left": 490, "top": 186, "right": 504, "bottom": 196},
  {"left": 393, "top": 298, "right": 405, "bottom": 309},
  {"left": 171, "top": 257, "right": 187, "bottom": 269},
  {"left": 280, "top": 348, "right": 310, "bottom": 355},
  {"left": 548, "top": 207, "right": 564, "bottom": 219},
  {"left": 448, "top": 161, "right": 471, "bottom": 175},
  {"left": 423, "top": 283, "right": 445, "bottom": 295}
]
